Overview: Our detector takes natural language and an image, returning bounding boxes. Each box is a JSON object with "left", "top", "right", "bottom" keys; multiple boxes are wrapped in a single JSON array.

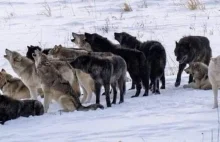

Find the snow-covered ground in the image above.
[{"left": 0, "top": 0, "right": 220, "bottom": 142}]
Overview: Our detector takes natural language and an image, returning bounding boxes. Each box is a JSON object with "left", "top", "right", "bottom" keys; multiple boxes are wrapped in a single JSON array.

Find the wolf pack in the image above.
[{"left": 1, "top": 31, "right": 220, "bottom": 125}]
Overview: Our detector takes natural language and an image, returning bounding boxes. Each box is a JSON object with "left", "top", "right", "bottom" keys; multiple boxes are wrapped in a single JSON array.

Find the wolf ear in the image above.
[
  {"left": 1, "top": 69, "right": 6, "bottom": 73},
  {"left": 175, "top": 41, "right": 178, "bottom": 45}
]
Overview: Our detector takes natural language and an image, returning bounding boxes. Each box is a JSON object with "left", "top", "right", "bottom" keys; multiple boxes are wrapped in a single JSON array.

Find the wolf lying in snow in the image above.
[{"left": 184, "top": 62, "right": 211, "bottom": 90}]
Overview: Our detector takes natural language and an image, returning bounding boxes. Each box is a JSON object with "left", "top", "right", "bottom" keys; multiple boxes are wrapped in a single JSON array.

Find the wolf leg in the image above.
[
  {"left": 104, "top": 83, "right": 111, "bottom": 107},
  {"left": 42, "top": 86, "right": 51, "bottom": 113},
  {"left": 80, "top": 86, "right": 88, "bottom": 104},
  {"left": 160, "top": 71, "right": 165, "bottom": 89},
  {"left": 188, "top": 74, "right": 193, "bottom": 84},
  {"left": 94, "top": 83, "right": 101, "bottom": 104},
  {"left": 118, "top": 76, "right": 126, "bottom": 104},
  {"left": 59, "top": 96, "right": 76, "bottom": 112},
  {"left": 111, "top": 83, "right": 117, "bottom": 104},
  {"left": 175, "top": 63, "right": 186, "bottom": 87},
  {"left": 212, "top": 84, "right": 218, "bottom": 109},
  {"left": 129, "top": 80, "right": 135, "bottom": 90},
  {"left": 28, "top": 87, "right": 38, "bottom": 100}
]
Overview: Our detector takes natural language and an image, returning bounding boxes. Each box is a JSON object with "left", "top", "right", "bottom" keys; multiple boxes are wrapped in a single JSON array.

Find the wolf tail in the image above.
[{"left": 77, "top": 104, "right": 104, "bottom": 111}]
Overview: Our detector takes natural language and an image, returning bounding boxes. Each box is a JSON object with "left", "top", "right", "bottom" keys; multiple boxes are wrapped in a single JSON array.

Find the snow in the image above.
[{"left": 0, "top": 0, "right": 220, "bottom": 142}]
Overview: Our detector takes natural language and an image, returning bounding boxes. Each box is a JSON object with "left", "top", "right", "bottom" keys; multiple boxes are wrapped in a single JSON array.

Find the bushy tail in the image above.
[{"left": 77, "top": 104, "right": 104, "bottom": 111}]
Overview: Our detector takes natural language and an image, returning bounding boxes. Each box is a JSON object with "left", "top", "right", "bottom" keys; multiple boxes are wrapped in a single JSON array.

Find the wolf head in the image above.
[
  {"left": 184, "top": 62, "right": 207, "bottom": 78},
  {"left": 48, "top": 45, "right": 62, "bottom": 58},
  {"left": 114, "top": 32, "right": 138, "bottom": 48},
  {"left": 0, "top": 69, "right": 9, "bottom": 89},
  {"left": 4, "top": 49, "right": 33, "bottom": 74},
  {"left": 26, "top": 45, "right": 42, "bottom": 61},
  {"left": 174, "top": 41, "right": 192, "bottom": 64},
  {"left": 70, "top": 55, "right": 91, "bottom": 73},
  {"left": 84, "top": 33, "right": 113, "bottom": 52},
  {"left": 32, "top": 49, "right": 48, "bottom": 68},
  {"left": 71, "top": 32, "right": 85, "bottom": 45}
]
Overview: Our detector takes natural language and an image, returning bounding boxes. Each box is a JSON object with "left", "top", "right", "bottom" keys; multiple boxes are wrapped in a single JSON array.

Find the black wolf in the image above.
[
  {"left": 26, "top": 45, "right": 51, "bottom": 61},
  {"left": 84, "top": 32, "right": 149, "bottom": 98},
  {"left": 114, "top": 32, "right": 166, "bottom": 94},
  {"left": 0, "top": 95, "right": 44, "bottom": 125},
  {"left": 70, "top": 53, "right": 127, "bottom": 107},
  {"left": 174, "top": 36, "right": 212, "bottom": 87}
]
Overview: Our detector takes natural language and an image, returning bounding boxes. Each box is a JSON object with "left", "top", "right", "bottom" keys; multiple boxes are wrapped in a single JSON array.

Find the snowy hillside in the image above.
[{"left": 0, "top": 0, "right": 220, "bottom": 142}]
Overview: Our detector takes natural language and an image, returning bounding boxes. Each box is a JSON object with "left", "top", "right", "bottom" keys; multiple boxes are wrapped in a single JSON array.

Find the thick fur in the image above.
[
  {"left": 0, "top": 69, "right": 31, "bottom": 99},
  {"left": 84, "top": 32, "right": 149, "bottom": 97},
  {"left": 0, "top": 95, "right": 44, "bottom": 125},
  {"left": 183, "top": 62, "right": 211, "bottom": 90},
  {"left": 114, "top": 32, "right": 166, "bottom": 94},
  {"left": 71, "top": 32, "right": 92, "bottom": 51},
  {"left": 26, "top": 45, "right": 51, "bottom": 61},
  {"left": 33, "top": 50, "right": 104, "bottom": 112},
  {"left": 49, "top": 45, "right": 114, "bottom": 103},
  {"left": 174, "top": 36, "right": 212, "bottom": 87},
  {"left": 4, "top": 49, "right": 81, "bottom": 100},
  {"left": 70, "top": 53, "right": 127, "bottom": 107},
  {"left": 208, "top": 56, "right": 220, "bottom": 108}
]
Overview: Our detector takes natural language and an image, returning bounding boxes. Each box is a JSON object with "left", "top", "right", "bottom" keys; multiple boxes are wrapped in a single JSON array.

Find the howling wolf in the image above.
[{"left": 33, "top": 50, "right": 104, "bottom": 112}]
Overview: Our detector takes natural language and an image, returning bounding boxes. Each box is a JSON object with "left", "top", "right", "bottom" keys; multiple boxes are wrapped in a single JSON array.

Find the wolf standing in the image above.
[{"left": 174, "top": 36, "right": 212, "bottom": 87}]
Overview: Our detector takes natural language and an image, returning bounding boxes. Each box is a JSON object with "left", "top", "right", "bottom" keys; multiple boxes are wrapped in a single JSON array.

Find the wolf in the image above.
[
  {"left": 26, "top": 45, "right": 51, "bottom": 61},
  {"left": 183, "top": 62, "right": 211, "bottom": 90},
  {"left": 0, "top": 95, "right": 44, "bottom": 125},
  {"left": 0, "top": 69, "right": 31, "bottom": 99},
  {"left": 114, "top": 32, "right": 166, "bottom": 94},
  {"left": 4, "top": 49, "right": 81, "bottom": 100},
  {"left": 84, "top": 32, "right": 149, "bottom": 97},
  {"left": 70, "top": 53, "right": 127, "bottom": 107},
  {"left": 208, "top": 56, "right": 220, "bottom": 108},
  {"left": 71, "top": 32, "right": 92, "bottom": 51},
  {"left": 174, "top": 36, "right": 212, "bottom": 87},
  {"left": 33, "top": 50, "right": 104, "bottom": 112}
]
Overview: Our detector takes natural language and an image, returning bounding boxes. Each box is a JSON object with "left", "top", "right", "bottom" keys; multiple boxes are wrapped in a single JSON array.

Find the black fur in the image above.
[
  {"left": 174, "top": 36, "right": 212, "bottom": 87},
  {"left": 0, "top": 95, "right": 44, "bottom": 125},
  {"left": 26, "top": 45, "right": 51, "bottom": 61},
  {"left": 84, "top": 32, "right": 149, "bottom": 98},
  {"left": 70, "top": 53, "right": 127, "bottom": 107},
  {"left": 114, "top": 32, "right": 166, "bottom": 94}
]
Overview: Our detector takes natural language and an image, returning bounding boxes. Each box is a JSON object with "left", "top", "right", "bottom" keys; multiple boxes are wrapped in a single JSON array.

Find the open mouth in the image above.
[{"left": 71, "top": 38, "right": 75, "bottom": 42}]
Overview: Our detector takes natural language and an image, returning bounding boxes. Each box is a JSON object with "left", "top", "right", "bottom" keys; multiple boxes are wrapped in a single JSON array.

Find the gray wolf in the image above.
[
  {"left": 84, "top": 32, "right": 149, "bottom": 98},
  {"left": 114, "top": 32, "right": 166, "bottom": 94},
  {"left": 71, "top": 32, "right": 92, "bottom": 51},
  {"left": 0, "top": 95, "right": 44, "bottom": 125},
  {"left": 208, "top": 56, "right": 220, "bottom": 108},
  {"left": 0, "top": 69, "right": 31, "bottom": 99},
  {"left": 174, "top": 36, "right": 212, "bottom": 87},
  {"left": 33, "top": 50, "right": 104, "bottom": 112},
  {"left": 4, "top": 49, "right": 81, "bottom": 100},
  {"left": 183, "top": 62, "right": 211, "bottom": 90},
  {"left": 70, "top": 52, "right": 127, "bottom": 107}
]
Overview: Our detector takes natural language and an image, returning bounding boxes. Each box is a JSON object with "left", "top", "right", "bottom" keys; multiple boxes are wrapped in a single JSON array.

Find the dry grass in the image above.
[
  {"left": 186, "top": 0, "right": 205, "bottom": 10},
  {"left": 123, "top": 3, "right": 132, "bottom": 12}
]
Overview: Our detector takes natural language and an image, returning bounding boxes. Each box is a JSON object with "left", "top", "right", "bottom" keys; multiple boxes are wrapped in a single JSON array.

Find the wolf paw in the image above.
[
  {"left": 175, "top": 81, "right": 180, "bottom": 87},
  {"left": 160, "top": 86, "right": 165, "bottom": 89},
  {"left": 119, "top": 100, "right": 124, "bottom": 104},
  {"left": 213, "top": 105, "right": 218, "bottom": 109}
]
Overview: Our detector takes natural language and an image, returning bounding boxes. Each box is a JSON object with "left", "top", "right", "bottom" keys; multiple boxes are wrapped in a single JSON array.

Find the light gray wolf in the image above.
[
  {"left": 71, "top": 32, "right": 92, "bottom": 51},
  {"left": 0, "top": 95, "right": 44, "bottom": 125},
  {"left": 70, "top": 52, "right": 127, "bottom": 107},
  {"left": 208, "top": 56, "right": 220, "bottom": 108},
  {"left": 33, "top": 50, "right": 104, "bottom": 112},
  {"left": 4, "top": 49, "right": 81, "bottom": 100},
  {"left": 183, "top": 62, "right": 211, "bottom": 90},
  {"left": 174, "top": 36, "right": 212, "bottom": 87},
  {"left": 0, "top": 69, "right": 31, "bottom": 99}
]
